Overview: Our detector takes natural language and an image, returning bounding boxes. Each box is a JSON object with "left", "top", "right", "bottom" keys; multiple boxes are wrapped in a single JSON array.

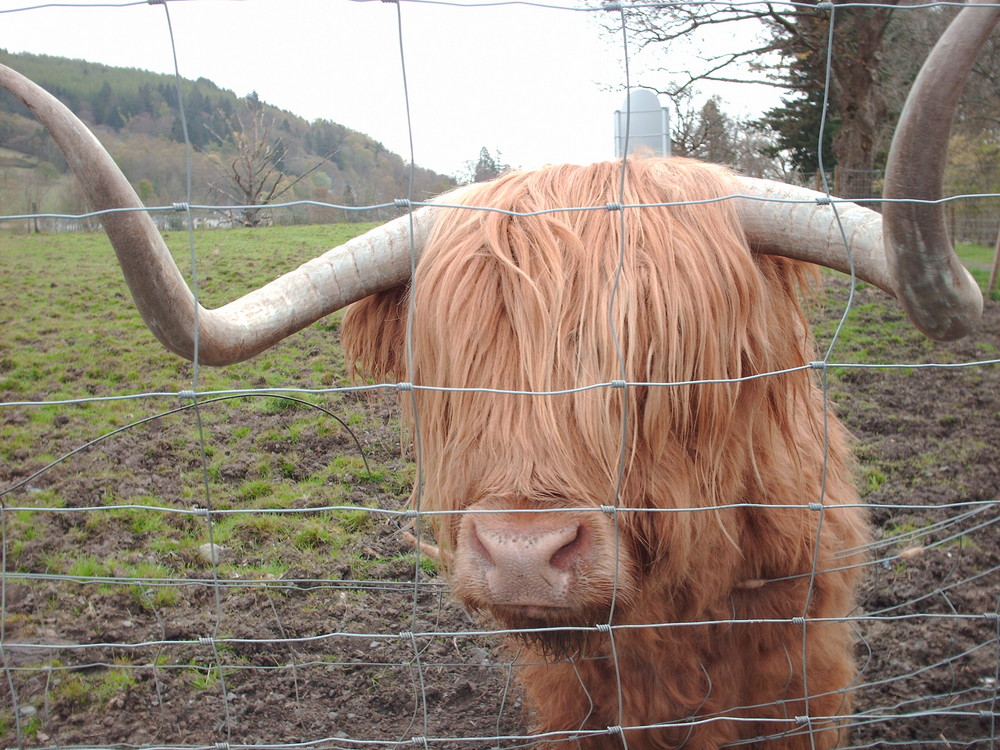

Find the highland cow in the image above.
[
  {"left": 340, "top": 157, "right": 869, "bottom": 748},
  {"left": 1, "top": 2, "right": 994, "bottom": 746}
]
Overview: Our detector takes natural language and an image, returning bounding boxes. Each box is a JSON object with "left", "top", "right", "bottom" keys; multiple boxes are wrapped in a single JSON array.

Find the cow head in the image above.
[{"left": 340, "top": 158, "right": 832, "bottom": 640}]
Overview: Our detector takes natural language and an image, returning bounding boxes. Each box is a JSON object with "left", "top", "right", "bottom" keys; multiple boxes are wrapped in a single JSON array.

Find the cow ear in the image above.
[{"left": 340, "top": 285, "right": 410, "bottom": 382}]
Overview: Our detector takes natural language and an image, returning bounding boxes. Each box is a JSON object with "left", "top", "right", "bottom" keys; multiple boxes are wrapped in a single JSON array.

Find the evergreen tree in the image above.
[{"left": 467, "top": 147, "right": 509, "bottom": 184}]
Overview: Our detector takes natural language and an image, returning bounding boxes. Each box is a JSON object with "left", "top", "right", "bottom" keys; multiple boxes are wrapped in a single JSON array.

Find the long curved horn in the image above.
[
  {"left": 881, "top": 0, "right": 998, "bottom": 341},
  {"left": 0, "top": 62, "right": 455, "bottom": 366},
  {"left": 736, "top": 0, "right": 998, "bottom": 342},
  {"left": 734, "top": 178, "right": 893, "bottom": 294}
]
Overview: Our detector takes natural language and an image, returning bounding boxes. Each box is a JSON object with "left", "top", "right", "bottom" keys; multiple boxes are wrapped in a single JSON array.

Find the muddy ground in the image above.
[{"left": 1, "top": 276, "right": 998, "bottom": 748}]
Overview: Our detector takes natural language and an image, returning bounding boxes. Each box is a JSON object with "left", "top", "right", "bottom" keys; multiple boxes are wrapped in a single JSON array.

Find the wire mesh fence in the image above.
[{"left": 1, "top": 1, "right": 999, "bottom": 749}]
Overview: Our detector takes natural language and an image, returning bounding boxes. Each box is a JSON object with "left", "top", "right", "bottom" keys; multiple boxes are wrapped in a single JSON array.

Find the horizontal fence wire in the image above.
[{"left": 1, "top": 0, "right": 999, "bottom": 749}]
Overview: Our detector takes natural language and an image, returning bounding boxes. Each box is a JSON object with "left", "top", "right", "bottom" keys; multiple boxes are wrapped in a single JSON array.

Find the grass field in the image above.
[{"left": 1, "top": 223, "right": 420, "bottom": 587}]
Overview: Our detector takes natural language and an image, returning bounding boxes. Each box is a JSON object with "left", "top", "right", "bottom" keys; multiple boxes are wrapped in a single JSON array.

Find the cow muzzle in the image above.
[{"left": 450, "top": 500, "right": 631, "bottom": 627}]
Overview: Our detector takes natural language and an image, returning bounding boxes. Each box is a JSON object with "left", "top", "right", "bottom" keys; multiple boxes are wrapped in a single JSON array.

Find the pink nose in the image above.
[{"left": 462, "top": 514, "right": 589, "bottom": 609}]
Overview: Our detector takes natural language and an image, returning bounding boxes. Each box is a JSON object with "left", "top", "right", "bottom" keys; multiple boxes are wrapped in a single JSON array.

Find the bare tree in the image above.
[
  {"left": 670, "top": 93, "right": 787, "bottom": 180},
  {"left": 671, "top": 94, "right": 737, "bottom": 163},
  {"left": 208, "top": 100, "right": 332, "bottom": 227},
  {"left": 618, "top": 0, "right": 902, "bottom": 198},
  {"left": 21, "top": 161, "right": 58, "bottom": 233}
]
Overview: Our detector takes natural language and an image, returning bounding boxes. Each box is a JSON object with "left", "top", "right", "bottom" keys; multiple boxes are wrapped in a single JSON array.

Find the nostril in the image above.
[
  {"left": 467, "top": 520, "right": 495, "bottom": 567},
  {"left": 548, "top": 524, "right": 586, "bottom": 571}
]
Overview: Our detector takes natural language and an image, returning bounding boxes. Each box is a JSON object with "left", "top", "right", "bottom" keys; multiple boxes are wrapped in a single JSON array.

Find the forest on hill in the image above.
[{"left": 0, "top": 50, "right": 456, "bottom": 229}]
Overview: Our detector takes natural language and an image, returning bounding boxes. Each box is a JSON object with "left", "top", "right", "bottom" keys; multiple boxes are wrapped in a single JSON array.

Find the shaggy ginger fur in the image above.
[{"left": 342, "top": 158, "right": 869, "bottom": 749}]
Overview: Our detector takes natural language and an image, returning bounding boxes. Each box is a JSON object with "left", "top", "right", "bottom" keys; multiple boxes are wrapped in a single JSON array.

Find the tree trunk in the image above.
[{"left": 829, "top": 3, "right": 894, "bottom": 200}]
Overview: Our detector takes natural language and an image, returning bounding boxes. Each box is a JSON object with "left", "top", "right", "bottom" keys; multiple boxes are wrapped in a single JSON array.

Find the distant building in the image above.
[{"left": 614, "top": 89, "right": 670, "bottom": 158}]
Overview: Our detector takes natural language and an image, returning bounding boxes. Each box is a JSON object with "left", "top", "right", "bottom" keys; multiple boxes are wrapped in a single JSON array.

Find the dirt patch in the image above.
[{"left": 1, "top": 276, "right": 998, "bottom": 747}]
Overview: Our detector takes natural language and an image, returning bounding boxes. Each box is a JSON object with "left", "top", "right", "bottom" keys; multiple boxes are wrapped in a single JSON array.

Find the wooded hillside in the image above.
[{"left": 0, "top": 50, "right": 456, "bottom": 228}]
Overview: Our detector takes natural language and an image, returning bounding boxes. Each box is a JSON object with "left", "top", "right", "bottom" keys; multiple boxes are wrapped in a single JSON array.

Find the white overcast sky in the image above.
[{"left": 0, "top": 0, "right": 780, "bottom": 179}]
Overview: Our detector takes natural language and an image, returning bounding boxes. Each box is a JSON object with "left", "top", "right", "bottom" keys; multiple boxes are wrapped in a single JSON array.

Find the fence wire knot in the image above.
[
  {"left": 411, "top": 737, "right": 429, "bottom": 749},
  {"left": 599, "top": 505, "right": 617, "bottom": 516},
  {"left": 146, "top": 0, "right": 166, "bottom": 5},
  {"left": 794, "top": 715, "right": 810, "bottom": 725},
  {"left": 808, "top": 361, "right": 826, "bottom": 370},
  {"left": 214, "top": 744, "right": 231, "bottom": 750},
  {"left": 602, "top": 2, "right": 623, "bottom": 11},
  {"left": 198, "top": 636, "right": 215, "bottom": 646},
  {"left": 394, "top": 198, "right": 412, "bottom": 209},
  {"left": 807, "top": 502, "right": 824, "bottom": 511},
  {"left": 791, "top": 617, "right": 806, "bottom": 626},
  {"left": 606, "top": 725, "right": 624, "bottom": 736},
  {"left": 171, "top": 202, "right": 190, "bottom": 212},
  {"left": 595, "top": 623, "right": 613, "bottom": 634},
  {"left": 984, "top": 612, "right": 1000, "bottom": 622},
  {"left": 610, "top": 379, "right": 627, "bottom": 389},
  {"left": 178, "top": 390, "right": 197, "bottom": 401},
  {"left": 396, "top": 382, "right": 414, "bottom": 392},
  {"left": 814, "top": 195, "right": 833, "bottom": 206}
]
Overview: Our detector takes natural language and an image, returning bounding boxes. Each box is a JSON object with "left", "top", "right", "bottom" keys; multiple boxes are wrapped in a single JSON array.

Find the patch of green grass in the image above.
[
  {"left": 65, "top": 556, "right": 118, "bottom": 596},
  {"left": 261, "top": 396, "right": 304, "bottom": 414},
  {"left": 67, "top": 555, "right": 111, "bottom": 579},
  {"left": 256, "top": 428, "right": 291, "bottom": 446},
  {"left": 277, "top": 457, "right": 298, "bottom": 479},
  {"left": 945, "top": 535, "right": 981, "bottom": 552},
  {"left": 105, "top": 496, "right": 171, "bottom": 537},
  {"left": 7, "top": 505, "right": 56, "bottom": 544},
  {"left": 232, "top": 559, "right": 290, "bottom": 580},
  {"left": 184, "top": 666, "right": 224, "bottom": 691},
  {"left": 238, "top": 479, "right": 274, "bottom": 503},
  {"left": 0, "top": 226, "right": 376, "bottom": 408},
  {"left": 217, "top": 513, "right": 293, "bottom": 548},
  {"left": 293, "top": 519, "right": 336, "bottom": 551},
  {"left": 122, "top": 562, "right": 180, "bottom": 609},
  {"left": 955, "top": 241, "right": 995, "bottom": 266},
  {"left": 53, "top": 673, "right": 91, "bottom": 707},
  {"left": 861, "top": 468, "right": 887, "bottom": 495},
  {"left": 336, "top": 507, "right": 374, "bottom": 533},
  {"left": 22, "top": 714, "right": 42, "bottom": 739},
  {"left": 286, "top": 418, "right": 316, "bottom": 443},
  {"left": 231, "top": 425, "right": 251, "bottom": 441},
  {"left": 883, "top": 520, "right": 924, "bottom": 541},
  {"left": 93, "top": 666, "right": 138, "bottom": 704},
  {"left": 398, "top": 551, "right": 440, "bottom": 576},
  {"left": 148, "top": 535, "right": 186, "bottom": 557}
]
